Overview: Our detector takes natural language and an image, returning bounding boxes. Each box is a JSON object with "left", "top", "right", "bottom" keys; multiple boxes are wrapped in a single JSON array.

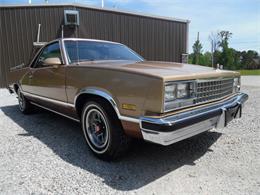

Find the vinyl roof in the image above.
[{"left": 0, "top": 3, "right": 190, "bottom": 23}]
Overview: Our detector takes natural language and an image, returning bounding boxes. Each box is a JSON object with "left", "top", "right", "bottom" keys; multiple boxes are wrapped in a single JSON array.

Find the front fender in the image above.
[{"left": 74, "top": 87, "right": 139, "bottom": 123}]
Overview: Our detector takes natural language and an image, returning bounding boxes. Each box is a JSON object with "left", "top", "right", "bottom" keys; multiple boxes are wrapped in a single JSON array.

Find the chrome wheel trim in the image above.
[
  {"left": 18, "top": 89, "right": 25, "bottom": 111},
  {"left": 85, "top": 108, "right": 109, "bottom": 148},
  {"left": 82, "top": 104, "right": 110, "bottom": 154}
]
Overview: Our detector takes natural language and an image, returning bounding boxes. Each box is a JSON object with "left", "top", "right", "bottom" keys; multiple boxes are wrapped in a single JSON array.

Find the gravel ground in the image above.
[{"left": 0, "top": 76, "right": 259, "bottom": 195}]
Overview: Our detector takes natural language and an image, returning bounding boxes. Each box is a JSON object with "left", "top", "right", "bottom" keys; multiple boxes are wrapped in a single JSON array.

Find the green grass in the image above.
[{"left": 239, "top": 69, "right": 260, "bottom": 75}]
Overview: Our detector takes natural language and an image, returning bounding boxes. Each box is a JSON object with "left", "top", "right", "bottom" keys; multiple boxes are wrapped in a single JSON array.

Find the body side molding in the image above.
[
  {"left": 22, "top": 90, "right": 74, "bottom": 108},
  {"left": 31, "top": 102, "right": 80, "bottom": 122}
]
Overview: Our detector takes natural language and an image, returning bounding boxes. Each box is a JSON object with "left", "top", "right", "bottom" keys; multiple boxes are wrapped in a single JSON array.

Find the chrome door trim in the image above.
[
  {"left": 30, "top": 102, "right": 80, "bottom": 122},
  {"left": 22, "top": 91, "right": 75, "bottom": 108}
]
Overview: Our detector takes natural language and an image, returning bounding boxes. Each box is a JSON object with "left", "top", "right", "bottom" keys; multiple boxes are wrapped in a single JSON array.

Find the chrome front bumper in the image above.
[{"left": 140, "top": 93, "right": 248, "bottom": 146}]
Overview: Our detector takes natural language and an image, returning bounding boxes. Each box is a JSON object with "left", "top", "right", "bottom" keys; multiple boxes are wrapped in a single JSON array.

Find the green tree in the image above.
[
  {"left": 192, "top": 37, "right": 203, "bottom": 64},
  {"left": 241, "top": 50, "right": 259, "bottom": 69},
  {"left": 188, "top": 53, "right": 194, "bottom": 64},
  {"left": 189, "top": 30, "right": 260, "bottom": 70},
  {"left": 218, "top": 31, "right": 232, "bottom": 48},
  {"left": 200, "top": 52, "right": 212, "bottom": 67},
  {"left": 231, "top": 49, "right": 243, "bottom": 70},
  {"left": 216, "top": 31, "right": 235, "bottom": 69}
]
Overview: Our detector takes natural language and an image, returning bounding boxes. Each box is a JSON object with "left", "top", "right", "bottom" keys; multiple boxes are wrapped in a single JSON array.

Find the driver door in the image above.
[{"left": 26, "top": 41, "right": 67, "bottom": 102}]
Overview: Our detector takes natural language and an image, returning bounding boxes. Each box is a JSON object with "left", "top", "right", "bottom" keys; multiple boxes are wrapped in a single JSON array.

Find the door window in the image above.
[{"left": 33, "top": 42, "right": 62, "bottom": 68}]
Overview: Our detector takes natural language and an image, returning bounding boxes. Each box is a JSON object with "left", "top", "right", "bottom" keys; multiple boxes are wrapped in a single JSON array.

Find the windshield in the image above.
[{"left": 64, "top": 40, "right": 144, "bottom": 63}]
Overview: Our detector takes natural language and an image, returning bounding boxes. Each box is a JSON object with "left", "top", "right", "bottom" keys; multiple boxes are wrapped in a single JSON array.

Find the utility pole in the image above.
[
  {"left": 211, "top": 39, "right": 214, "bottom": 68},
  {"left": 209, "top": 32, "right": 218, "bottom": 68},
  {"left": 196, "top": 32, "right": 200, "bottom": 65}
]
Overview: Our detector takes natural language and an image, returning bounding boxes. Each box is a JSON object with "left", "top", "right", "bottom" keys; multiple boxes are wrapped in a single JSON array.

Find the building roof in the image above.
[{"left": 0, "top": 3, "right": 190, "bottom": 24}]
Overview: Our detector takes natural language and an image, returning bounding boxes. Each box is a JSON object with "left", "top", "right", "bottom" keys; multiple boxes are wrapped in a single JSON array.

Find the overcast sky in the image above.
[{"left": 1, "top": 0, "right": 260, "bottom": 53}]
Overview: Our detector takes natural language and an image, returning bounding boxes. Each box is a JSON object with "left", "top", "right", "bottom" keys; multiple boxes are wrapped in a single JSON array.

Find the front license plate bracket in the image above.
[{"left": 225, "top": 104, "right": 242, "bottom": 126}]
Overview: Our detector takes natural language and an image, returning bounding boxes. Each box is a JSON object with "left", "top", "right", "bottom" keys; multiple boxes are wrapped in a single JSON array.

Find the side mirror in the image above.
[{"left": 42, "top": 57, "right": 62, "bottom": 68}]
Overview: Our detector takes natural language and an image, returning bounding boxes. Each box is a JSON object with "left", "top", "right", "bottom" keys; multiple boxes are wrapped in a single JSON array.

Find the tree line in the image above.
[{"left": 189, "top": 31, "right": 260, "bottom": 70}]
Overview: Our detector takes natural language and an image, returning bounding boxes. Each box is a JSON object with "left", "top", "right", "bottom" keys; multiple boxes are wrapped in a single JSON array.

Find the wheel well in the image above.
[{"left": 75, "top": 93, "right": 118, "bottom": 118}]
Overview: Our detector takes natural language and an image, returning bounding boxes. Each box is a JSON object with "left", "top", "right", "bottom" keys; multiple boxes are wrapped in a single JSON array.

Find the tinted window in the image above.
[
  {"left": 34, "top": 42, "right": 62, "bottom": 68},
  {"left": 64, "top": 40, "right": 143, "bottom": 63}
]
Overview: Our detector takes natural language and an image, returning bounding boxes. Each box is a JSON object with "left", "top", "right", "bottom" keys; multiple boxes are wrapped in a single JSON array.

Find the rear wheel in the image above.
[
  {"left": 17, "top": 88, "right": 32, "bottom": 114},
  {"left": 81, "top": 100, "right": 131, "bottom": 161}
]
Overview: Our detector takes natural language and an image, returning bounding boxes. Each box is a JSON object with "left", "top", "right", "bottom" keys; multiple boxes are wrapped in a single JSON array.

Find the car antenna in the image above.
[{"left": 33, "top": 24, "right": 47, "bottom": 48}]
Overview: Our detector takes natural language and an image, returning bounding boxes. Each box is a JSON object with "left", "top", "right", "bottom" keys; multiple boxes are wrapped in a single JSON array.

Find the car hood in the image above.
[{"left": 78, "top": 60, "right": 240, "bottom": 81}]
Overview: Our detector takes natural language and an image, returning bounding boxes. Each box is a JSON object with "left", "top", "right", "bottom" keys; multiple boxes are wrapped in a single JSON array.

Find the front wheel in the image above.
[
  {"left": 17, "top": 88, "right": 33, "bottom": 114},
  {"left": 81, "top": 100, "right": 131, "bottom": 161}
]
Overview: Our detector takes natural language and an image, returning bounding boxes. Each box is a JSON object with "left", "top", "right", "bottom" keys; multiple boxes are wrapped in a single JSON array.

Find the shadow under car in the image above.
[{"left": 1, "top": 104, "right": 222, "bottom": 191}]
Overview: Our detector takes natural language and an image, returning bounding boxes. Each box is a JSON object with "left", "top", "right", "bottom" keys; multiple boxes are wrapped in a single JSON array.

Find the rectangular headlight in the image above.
[
  {"left": 164, "top": 81, "right": 195, "bottom": 112},
  {"left": 177, "top": 83, "right": 189, "bottom": 98},
  {"left": 165, "top": 85, "right": 176, "bottom": 102}
]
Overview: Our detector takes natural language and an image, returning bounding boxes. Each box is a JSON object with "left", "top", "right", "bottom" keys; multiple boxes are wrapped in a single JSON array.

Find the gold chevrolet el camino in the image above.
[{"left": 8, "top": 38, "right": 248, "bottom": 160}]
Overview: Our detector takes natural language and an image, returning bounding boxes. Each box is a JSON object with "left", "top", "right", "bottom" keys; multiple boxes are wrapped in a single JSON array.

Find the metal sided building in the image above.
[{"left": 0, "top": 3, "right": 190, "bottom": 88}]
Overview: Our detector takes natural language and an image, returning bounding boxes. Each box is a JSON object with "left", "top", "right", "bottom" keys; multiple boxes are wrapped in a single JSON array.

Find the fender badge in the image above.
[{"left": 122, "top": 104, "right": 136, "bottom": 111}]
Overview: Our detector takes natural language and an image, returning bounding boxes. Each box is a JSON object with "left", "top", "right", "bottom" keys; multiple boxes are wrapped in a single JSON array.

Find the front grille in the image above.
[{"left": 195, "top": 78, "right": 234, "bottom": 103}]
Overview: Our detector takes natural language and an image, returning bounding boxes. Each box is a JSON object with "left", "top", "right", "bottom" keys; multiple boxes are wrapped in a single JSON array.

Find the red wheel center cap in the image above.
[{"left": 95, "top": 125, "right": 101, "bottom": 132}]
